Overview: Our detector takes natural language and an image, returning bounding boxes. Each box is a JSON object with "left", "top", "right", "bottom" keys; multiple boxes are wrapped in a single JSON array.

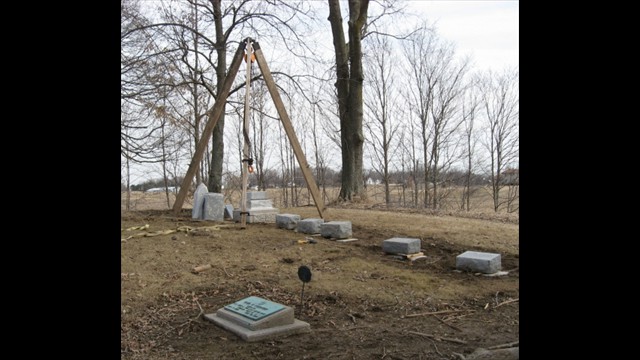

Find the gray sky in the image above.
[{"left": 406, "top": 0, "right": 519, "bottom": 72}]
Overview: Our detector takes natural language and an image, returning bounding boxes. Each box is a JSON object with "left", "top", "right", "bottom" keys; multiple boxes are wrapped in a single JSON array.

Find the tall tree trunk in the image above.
[
  {"left": 161, "top": 119, "right": 171, "bottom": 208},
  {"left": 208, "top": 0, "right": 225, "bottom": 193},
  {"left": 328, "top": 0, "right": 368, "bottom": 201},
  {"left": 347, "top": 0, "right": 367, "bottom": 199},
  {"left": 328, "top": 0, "right": 351, "bottom": 200}
]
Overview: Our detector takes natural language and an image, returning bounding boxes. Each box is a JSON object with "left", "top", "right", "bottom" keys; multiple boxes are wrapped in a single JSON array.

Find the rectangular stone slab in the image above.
[
  {"left": 205, "top": 296, "right": 310, "bottom": 342},
  {"left": 203, "top": 193, "right": 224, "bottom": 221},
  {"left": 382, "top": 237, "right": 421, "bottom": 254},
  {"left": 296, "top": 218, "right": 324, "bottom": 234},
  {"left": 205, "top": 313, "right": 310, "bottom": 342},
  {"left": 456, "top": 251, "right": 501, "bottom": 274},
  {"left": 223, "top": 296, "right": 286, "bottom": 322},
  {"left": 233, "top": 209, "right": 279, "bottom": 223},
  {"left": 246, "top": 191, "right": 268, "bottom": 200},
  {"left": 320, "top": 221, "right": 352, "bottom": 239},
  {"left": 276, "top": 214, "right": 301, "bottom": 230},
  {"left": 246, "top": 199, "right": 274, "bottom": 209}
]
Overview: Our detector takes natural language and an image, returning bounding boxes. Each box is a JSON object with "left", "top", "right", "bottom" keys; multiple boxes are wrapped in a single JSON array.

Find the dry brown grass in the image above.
[{"left": 121, "top": 184, "right": 519, "bottom": 359}]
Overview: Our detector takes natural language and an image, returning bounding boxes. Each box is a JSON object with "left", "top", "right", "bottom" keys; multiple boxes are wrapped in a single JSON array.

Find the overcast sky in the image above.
[{"left": 405, "top": 0, "right": 519, "bottom": 72}]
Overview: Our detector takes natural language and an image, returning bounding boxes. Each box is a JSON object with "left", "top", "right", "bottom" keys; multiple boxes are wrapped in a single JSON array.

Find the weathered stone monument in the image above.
[
  {"left": 205, "top": 296, "right": 310, "bottom": 342},
  {"left": 192, "top": 183, "right": 209, "bottom": 219},
  {"left": 203, "top": 193, "right": 224, "bottom": 221},
  {"left": 232, "top": 191, "right": 279, "bottom": 223}
]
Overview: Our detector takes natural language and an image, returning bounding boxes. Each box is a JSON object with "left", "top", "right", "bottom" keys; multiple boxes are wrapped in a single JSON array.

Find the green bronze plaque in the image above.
[{"left": 224, "top": 296, "right": 285, "bottom": 321}]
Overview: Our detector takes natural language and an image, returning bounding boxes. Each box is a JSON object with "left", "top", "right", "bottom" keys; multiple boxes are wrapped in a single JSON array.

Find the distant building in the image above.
[
  {"left": 501, "top": 169, "right": 519, "bottom": 185},
  {"left": 145, "top": 186, "right": 179, "bottom": 193}
]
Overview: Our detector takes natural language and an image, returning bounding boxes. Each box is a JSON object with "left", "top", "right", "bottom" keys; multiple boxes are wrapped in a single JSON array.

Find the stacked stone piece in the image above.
[{"left": 233, "top": 191, "right": 279, "bottom": 223}]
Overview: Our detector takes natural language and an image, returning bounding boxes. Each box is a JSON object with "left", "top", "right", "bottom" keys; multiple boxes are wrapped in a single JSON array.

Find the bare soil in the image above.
[{"left": 121, "top": 205, "right": 519, "bottom": 359}]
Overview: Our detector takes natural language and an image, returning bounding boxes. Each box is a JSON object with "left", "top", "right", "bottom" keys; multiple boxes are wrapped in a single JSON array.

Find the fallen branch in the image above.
[
  {"left": 431, "top": 341, "right": 444, "bottom": 357},
  {"left": 495, "top": 298, "right": 519, "bottom": 308},
  {"left": 126, "top": 229, "right": 177, "bottom": 239},
  {"left": 487, "top": 341, "right": 519, "bottom": 350},
  {"left": 124, "top": 224, "right": 149, "bottom": 231},
  {"left": 222, "top": 267, "right": 232, "bottom": 277},
  {"left": 432, "top": 314, "right": 462, "bottom": 332},
  {"left": 194, "top": 298, "right": 205, "bottom": 319},
  {"left": 402, "top": 309, "right": 472, "bottom": 318},
  {"left": 407, "top": 331, "right": 467, "bottom": 344}
]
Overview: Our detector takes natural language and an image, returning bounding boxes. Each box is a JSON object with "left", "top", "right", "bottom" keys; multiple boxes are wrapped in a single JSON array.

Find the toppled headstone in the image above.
[
  {"left": 320, "top": 221, "right": 352, "bottom": 239},
  {"left": 205, "top": 296, "right": 310, "bottom": 342},
  {"left": 296, "top": 218, "right": 324, "bottom": 234},
  {"left": 382, "top": 237, "right": 421, "bottom": 254},
  {"left": 456, "top": 251, "right": 501, "bottom": 274},
  {"left": 203, "top": 193, "right": 224, "bottom": 221},
  {"left": 276, "top": 214, "right": 301, "bottom": 230},
  {"left": 192, "top": 183, "right": 209, "bottom": 219}
]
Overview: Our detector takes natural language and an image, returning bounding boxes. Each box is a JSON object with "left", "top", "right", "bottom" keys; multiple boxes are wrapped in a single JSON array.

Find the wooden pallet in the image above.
[{"left": 386, "top": 252, "right": 427, "bottom": 261}]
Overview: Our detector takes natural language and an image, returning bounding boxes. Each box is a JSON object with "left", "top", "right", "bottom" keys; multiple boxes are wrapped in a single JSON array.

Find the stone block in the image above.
[
  {"left": 233, "top": 208, "right": 279, "bottom": 223},
  {"left": 247, "top": 191, "right": 268, "bottom": 200},
  {"left": 382, "top": 237, "right": 421, "bottom": 254},
  {"left": 320, "top": 221, "right": 352, "bottom": 239},
  {"left": 276, "top": 214, "right": 301, "bottom": 230},
  {"left": 296, "top": 218, "right": 324, "bottom": 234},
  {"left": 247, "top": 199, "right": 274, "bottom": 209},
  {"left": 456, "top": 251, "right": 501, "bottom": 274}
]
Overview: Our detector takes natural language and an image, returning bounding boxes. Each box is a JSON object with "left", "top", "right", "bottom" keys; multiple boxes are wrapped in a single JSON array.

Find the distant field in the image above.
[{"left": 122, "top": 184, "right": 519, "bottom": 220}]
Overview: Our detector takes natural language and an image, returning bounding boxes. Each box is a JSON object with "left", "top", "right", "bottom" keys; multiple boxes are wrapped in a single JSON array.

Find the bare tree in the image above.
[
  {"left": 363, "top": 32, "right": 401, "bottom": 206},
  {"left": 403, "top": 24, "right": 469, "bottom": 209},
  {"left": 479, "top": 68, "right": 519, "bottom": 212},
  {"left": 124, "top": 0, "right": 319, "bottom": 195},
  {"left": 427, "top": 49, "right": 470, "bottom": 209},
  {"left": 402, "top": 24, "right": 437, "bottom": 208},
  {"left": 121, "top": 0, "right": 170, "bottom": 167},
  {"left": 460, "top": 78, "right": 481, "bottom": 211},
  {"left": 309, "top": 82, "right": 335, "bottom": 204},
  {"left": 249, "top": 81, "right": 277, "bottom": 191}
]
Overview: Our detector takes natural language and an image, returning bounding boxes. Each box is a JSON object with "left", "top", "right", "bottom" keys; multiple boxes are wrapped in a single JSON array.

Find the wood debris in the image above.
[
  {"left": 336, "top": 238, "right": 358, "bottom": 243},
  {"left": 192, "top": 264, "right": 212, "bottom": 273}
]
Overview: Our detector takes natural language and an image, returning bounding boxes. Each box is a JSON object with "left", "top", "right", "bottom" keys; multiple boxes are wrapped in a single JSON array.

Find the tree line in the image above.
[{"left": 121, "top": 0, "right": 518, "bottom": 213}]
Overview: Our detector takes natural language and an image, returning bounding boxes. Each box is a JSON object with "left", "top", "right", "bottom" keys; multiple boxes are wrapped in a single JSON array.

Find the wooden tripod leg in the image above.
[{"left": 172, "top": 39, "right": 248, "bottom": 215}]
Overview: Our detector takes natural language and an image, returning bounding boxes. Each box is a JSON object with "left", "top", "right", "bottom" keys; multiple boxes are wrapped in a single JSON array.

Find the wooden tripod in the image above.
[{"left": 171, "top": 37, "right": 325, "bottom": 222}]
